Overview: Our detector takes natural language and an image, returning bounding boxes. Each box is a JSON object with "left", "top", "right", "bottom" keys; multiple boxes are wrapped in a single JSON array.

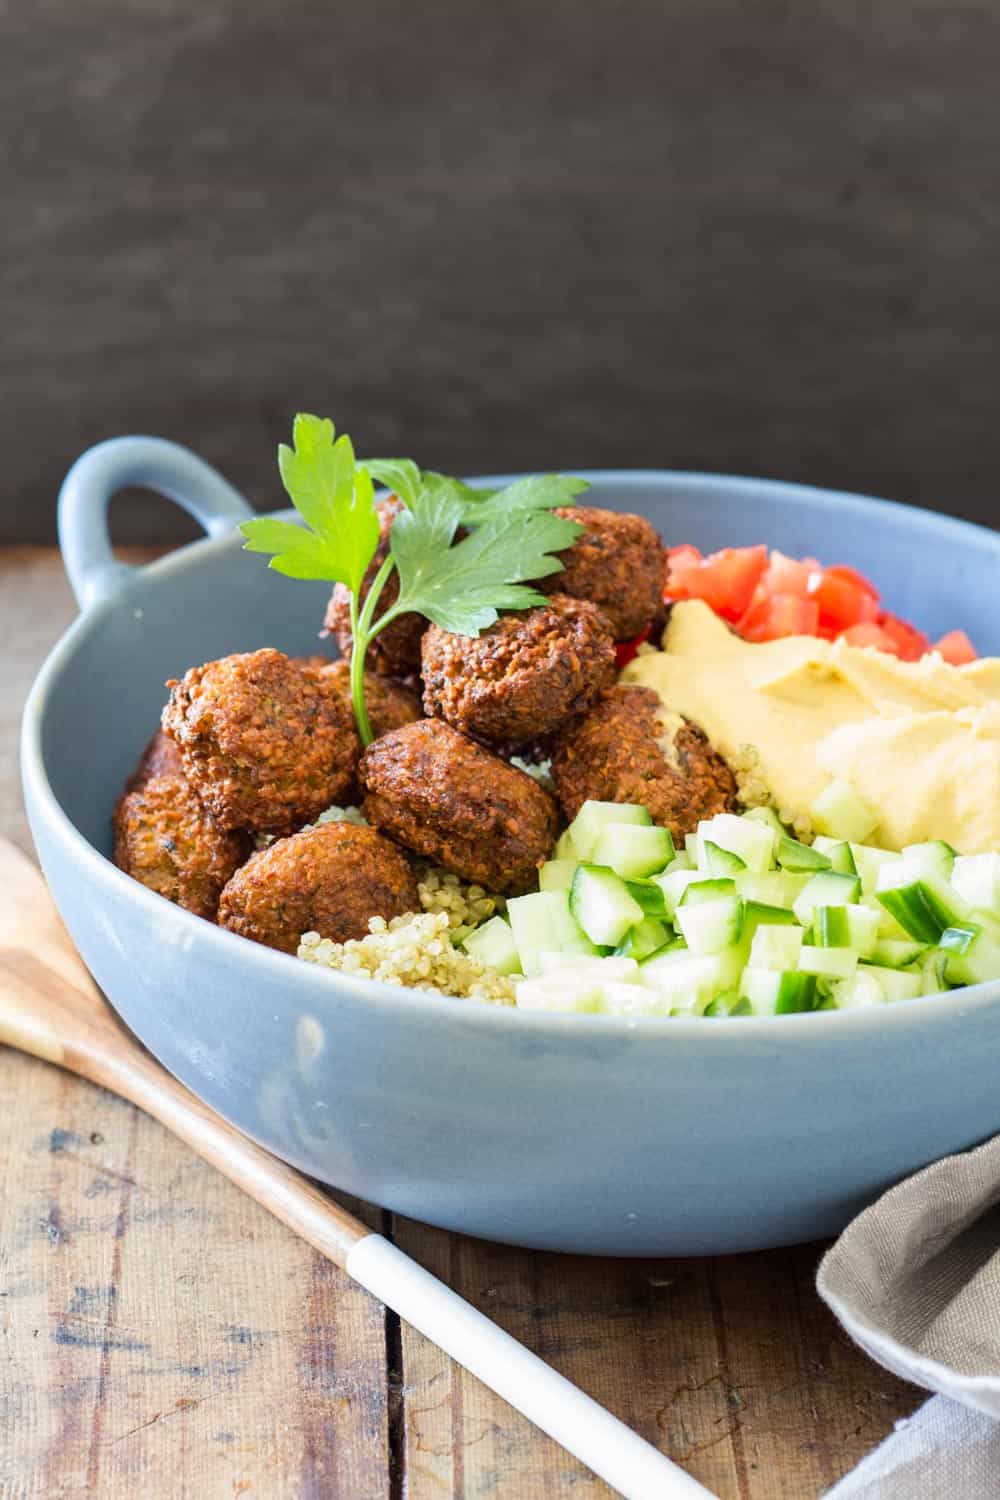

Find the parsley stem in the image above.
[{"left": 348, "top": 552, "right": 398, "bottom": 748}]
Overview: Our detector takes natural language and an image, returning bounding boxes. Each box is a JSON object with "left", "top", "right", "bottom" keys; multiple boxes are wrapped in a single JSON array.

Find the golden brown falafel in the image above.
[
  {"left": 359, "top": 719, "right": 559, "bottom": 894},
  {"left": 323, "top": 496, "right": 426, "bottom": 675},
  {"left": 125, "top": 728, "right": 185, "bottom": 790},
  {"left": 217, "top": 821, "right": 419, "bottom": 954},
  {"left": 317, "top": 658, "right": 422, "bottom": 740},
  {"left": 420, "top": 595, "right": 616, "bottom": 746},
  {"left": 550, "top": 685, "right": 738, "bottom": 841},
  {"left": 162, "top": 649, "right": 359, "bottom": 835},
  {"left": 549, "top": 506, "right": 667, "bottom": 641},
  {"left": 114, "top": 773, "right": 247, "bottom": 919}
]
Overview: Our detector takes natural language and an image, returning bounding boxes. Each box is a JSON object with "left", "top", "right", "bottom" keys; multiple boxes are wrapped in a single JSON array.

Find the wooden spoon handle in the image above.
[{"left": 0, "top": 841, "right": 367, "bottom": 1266}]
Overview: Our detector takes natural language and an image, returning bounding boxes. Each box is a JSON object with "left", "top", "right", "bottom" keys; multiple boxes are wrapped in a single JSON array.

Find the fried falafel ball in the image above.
[
  {"left": 548, "top": 506, "right": 667, "bottom": 642},
  {"left": 317, "top": 658, "right": 422, "bottom": 740},
  {"left": 420, "top": 594, "right": 616, "bottom": 747},
  {"left": 217, "top": 821, "right": 419, "bottom": 954},
  {"left": 323, "top": 496, "right": 426, "bottom": 675},
  {"left": 114, "top": 773, "right": 247, "bottom": 920},
  {"left": 359, "top": 719, "right": 559, "bottom": 894},
  {"left": 550, "top": 685, "right": 738, "bottom": 841},
  {"left": 162, "top": 649, "right": 359, "bottom": 836},
  {"left": 125, "top": 727, "right": 185, "bottom": 790}
]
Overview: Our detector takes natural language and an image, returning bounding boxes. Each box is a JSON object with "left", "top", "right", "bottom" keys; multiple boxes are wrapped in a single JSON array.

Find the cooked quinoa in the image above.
[
  {"left": 729, "top": 743, "right": 812, "bottom": 841},
  {"left": 298, "top": 910, "right": 515, "bottom": 1004}
]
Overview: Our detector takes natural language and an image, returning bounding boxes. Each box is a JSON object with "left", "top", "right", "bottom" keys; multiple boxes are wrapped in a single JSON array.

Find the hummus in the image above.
[{"left": 622, "top": 600, "right": 1000, "bottom": 853}]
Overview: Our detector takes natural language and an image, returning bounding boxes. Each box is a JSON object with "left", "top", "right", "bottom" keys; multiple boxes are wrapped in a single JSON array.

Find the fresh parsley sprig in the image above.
[{"left": 240, "top": 414, "right": 586, "bottom": 747}]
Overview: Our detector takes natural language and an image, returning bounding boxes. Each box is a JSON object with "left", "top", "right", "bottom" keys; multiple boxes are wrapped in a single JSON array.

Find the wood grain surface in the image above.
[
  {"left": 0, "top": 548, "right": 917, "bottom": 1498},
  {"left": 5, "top": 2, "right": 1000, "bottom": 547}
]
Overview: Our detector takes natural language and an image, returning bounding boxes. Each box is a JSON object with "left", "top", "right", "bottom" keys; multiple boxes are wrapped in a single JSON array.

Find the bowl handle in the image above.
[{"left": 58, "top": 436, "right": 255, "bottom": 611}]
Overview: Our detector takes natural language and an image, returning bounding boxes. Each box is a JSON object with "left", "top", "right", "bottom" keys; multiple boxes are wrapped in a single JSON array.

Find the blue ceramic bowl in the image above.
[{"left": 21, "top": 439, "right": 1000, "bottom": 1255}]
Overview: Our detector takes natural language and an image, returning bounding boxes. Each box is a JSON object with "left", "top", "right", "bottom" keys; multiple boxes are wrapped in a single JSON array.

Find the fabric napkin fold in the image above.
[{"left": 817, "top": 1132, "right": 1000, "bottom": 1497}]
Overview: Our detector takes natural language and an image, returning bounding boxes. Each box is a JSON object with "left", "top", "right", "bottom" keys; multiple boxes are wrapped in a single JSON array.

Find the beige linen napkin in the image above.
[{"left": 817, "top": 1132, "right": 1000, "bottom": 1497}]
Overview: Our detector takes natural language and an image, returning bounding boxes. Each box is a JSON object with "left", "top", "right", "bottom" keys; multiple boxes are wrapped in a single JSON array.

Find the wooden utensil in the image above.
[{"left": 0, "top": 838, "right": 716, "bottom": 1500}]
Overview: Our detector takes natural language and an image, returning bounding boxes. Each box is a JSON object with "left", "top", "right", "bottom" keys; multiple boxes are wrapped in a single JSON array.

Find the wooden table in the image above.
[{"left": 0, "top": 548, "right": 916, "bottom": 1499}]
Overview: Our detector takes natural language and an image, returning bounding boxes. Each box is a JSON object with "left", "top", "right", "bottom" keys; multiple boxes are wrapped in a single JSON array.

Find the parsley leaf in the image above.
[
  {"left": 455, "top": 473, "right": 589, "bottom": 524},
  {"left": 386, "top": 488, "right": 583, "bottom": 636},
  {"left": 241, "top": 413, "right": 380, "bottom": 591},
  {"left": 362, "top": 458, "right": 422, "bottom": 510}
]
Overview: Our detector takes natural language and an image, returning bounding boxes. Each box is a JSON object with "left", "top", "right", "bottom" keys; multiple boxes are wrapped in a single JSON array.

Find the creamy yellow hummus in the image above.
[{"left": 622, "top": 600, "right": 1000, "bottom": 853}]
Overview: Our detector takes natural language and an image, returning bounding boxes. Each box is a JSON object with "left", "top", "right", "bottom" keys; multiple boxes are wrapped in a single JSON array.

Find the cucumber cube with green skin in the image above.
[
  {"left": 538, "top": 859, "right": 578, "bottom": 893},
  {"left": 637, "top": 947, "right": 740, "bottom": 1005},
  {"left": 507, "top": 890, "right": 597, "bottom": 976},
  {"left": 777, "top": 834, "right": 831, "bottom": 873},
  {"left": 702, "top": 997, "right": 730, "bottom": 1017},
  {"left": 679, "top": 877, "right": 738, "bottom": 906},
  {"left": 461, "top": 915, "right": 522, "bottom": 975},
  {"left": 814, "top": 905, "right": 880, "bottom": 957},
  {"left": 675, "top": 896, "right": 744, "bottom": 955},
  {"left": 950, "top": 853, "right": 1000, "bottom": 915},
  {"left": 748, "top": 925, "right": 803, "bottom": 971},
  {"left": 652, "top": 868, "right": 701, "bottom": 918},
  {"left": 857, "top": 964, "right": 922, "bottom": 1001},
  {"left": 728, "top": 995, "right": 754, "bottom": 1016},
  {"left": 871, "top": 938, "right": 930, "bottom": 969},
  {"left": 736, "top": 871, "right": 810, "bottom": 908},
  {"left": 599, "top": 981, "right": 672, "bottom": 1017},
  {"left": 875, "top": 867, "right": 970, "bottom": 944},
  {"left": 515, "top": 974, "right": 604, "bottom": 1013},
  {"left": 569, "top": 865, "right": 645, "bottom": 946},
  {"left": 850, "top": 843, "right": 899, "bottom": 896},
  {"left": 590, "top": 823, "right": 675, "bottom": 879},
  {"left": 553, "top": 827, "right": 578, "bottom": 862},
  {"left": 566, "top": 800, "right": 652, "bottom": 860},
  {"left": 662, "top": 851, "right": 693, "bottom": 873},
  {"left": 702, "top": 840, "right": 747, "bottom": 877},
  {"left": 743, "top": 806, "right": 787, "bottom": 839},
  {"left": 939, "top": 920, "right": 1000, "bottom": 986},
  {"left": 812, "top": 837, "right": 859, "bottom": 875},
  {"left": 792, "top": 871, "right": 862, "bottom": 927},
  {"left": 537, "top": 953, "right": 639, "bottom": 981},
  {"left": 696, "top": 812, "right": 776, "bottom": 872},
  {"left": 829, "top": 971, "right": 888, "bottom": 1009},
  {"left": 812, "top": 780, "right": 879, "bottom": 842},
  {"left": 614, "top": 916, "right": 671, "bottom": 961},
  {"left": 740, "top": 968, "right": 817, "bottom": 1014},
  {"left": 920, "top": 949, "right": 951, "bottom": 996},
  {"left": 625, "top": 879, "right": 668, "bottom": 918},
  {"left": 798, "top": 945, "right": 859, "bottom": 980},
  {"left": 901, "top": 840, "right": 957, "bottom": 883}
]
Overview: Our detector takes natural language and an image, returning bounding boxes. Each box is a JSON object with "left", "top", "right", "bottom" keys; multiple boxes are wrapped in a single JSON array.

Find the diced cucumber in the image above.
[
  {"left": 625, "top": 879, "right": 668, "bottom": 918},
  {"left": 538, "top": 859, "right": 578, "bottom": 893},
  {"left": 920, "top": 949, "right": 951, "bottom": 996},
  {"left": 740, "top": 968, "right": 817, "bottom": 1014},
  {"left": 461, "top": 915, "right": 522, "bottom": 975},
  {"left": 507, "top": 890, "right": 597, "bottom": 976},
  {"left": 702, "top": 840, "right": 747, "bottom": 876},
  {"left": 875, "top": 866, "right": 970, "bottom": 944},
  {"left": 858, "top": 964, "right": 922, "bottom": 1001},
  {"left": 696, "top": 812, "right": 776, "bottom": 872},
  {"left": 939, "top": 920, "right": 1000, "bottom": 986},
  {"left": 679, "top": 877, "right": 738, "bottom": 906},
  {"left": 729, "top": 995, "right": 754, "bottom": 1016},
  {"left": 516, "top": 973, "right": 604, "bottom": 1012},
  {"left": 951, "top": 853, "right": 1000, "bottom": 915},
  {"left": 849, "top": 842, "right": 898, "bottom": 897},
  {"left": 798, "top": 945, "right": 858, "bottom": 980},
  {"left": 702, "top": 997, "right": 730, "bottom": 1017},
  {"left": 684, "top": 832, "right": 700, "bottom": 864},
  {"left": 553, "top": 827, "right": 578, "bottom": 862},
  {"left": 598, "top": 981, "right": 672, "bottom": 1017},
  {"left": 743, "top": 805, "right": 786, "bottom": 838},
  {"left": 569, "top": 865, "right": 645, "bottom": 946},
  {"left": 638, "top": 947, "right": 740, "bottom": 1006},
  {"left": 741, "top": 901, "right": 799, "bottom": 947},
  {"left": 871, "top": 938, "right": 930, "bottom": 969},
  {"left": 901, "top": 840, "right": 957, "bottom": 883},
  {"left": 663, "top": 851, "right": 693, "bottom": 873},
  {"left": 814, "top": 905, "right": 880, "bottom": 957},
  {"left": 590, "top": 823, "right": 675, "bottom": 879},
  {"left": 614, "top": 916, "right": 671, "bottom": 961},
  {"left": 792, "top": 871, "right": 862, "bottom": 926},
  {"left": 777, "top": 834, "right": 831, "bottom": 872},
  {"left": 812, "top": 779, "right": 879, "bottom": 842},
  {"left": 537, "top": 954, "right": 639, "bottom": 980},
  {"left": 566, "top": 800, "right": 651, "bottom": 860},
  {"left": 736, "top": 871, "right": 810, "bottom": 908},
  {"left": 675, "top": 896, "right": 744, "bottom": 955},
  {"left": 652, "top": 868, "right": 701, "bottom": 918},
  {"left": 829, "top": 971, "right": 888, "bottom": 1009},
  {"left": 811, "top": 838, "right": 858, "bottom": 876},
  {"left": 748, "top": 925, "right": 803, "bottom": 971}
]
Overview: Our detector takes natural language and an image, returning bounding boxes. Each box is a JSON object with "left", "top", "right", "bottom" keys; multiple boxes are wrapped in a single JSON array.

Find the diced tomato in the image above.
[
  {"left": 808, "top": 567, "right": 880, "bottom": 632},
  {"left": 763, "top": 551, "right": 818, "bottom": 599},
  {"left": 664, "top": 544, "right": 768, "bottom": 622},
  {"left": 932, "top": 629, "right": 977, "bottom": 666},
  {"left": 615, "top": 625, "right": 652, "bottom": 668},
  {"left": 823, "top": 563, "right": 880, "bottom": 600},
  {"left": 839, "top": 622, "right": 900, "bottom": 652},
  {"left": 739, "top": 592, "right": 821, "bottom": 642},
  {"left": 664, "top": 545, "right": 702, "bottom": 592},
  {"left": 877, "top": 611, "right": 931, "bottom": 662}
]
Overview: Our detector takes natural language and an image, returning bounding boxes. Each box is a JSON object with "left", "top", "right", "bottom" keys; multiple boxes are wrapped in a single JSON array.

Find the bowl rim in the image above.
[{"left": 22, "top": 465, "right": 1000, "bottom": 1042}]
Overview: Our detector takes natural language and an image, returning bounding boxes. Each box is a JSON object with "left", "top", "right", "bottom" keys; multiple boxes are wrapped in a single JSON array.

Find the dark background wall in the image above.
[{"left": 4, "top": 0, "right": 1000, "bottom": 545}]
